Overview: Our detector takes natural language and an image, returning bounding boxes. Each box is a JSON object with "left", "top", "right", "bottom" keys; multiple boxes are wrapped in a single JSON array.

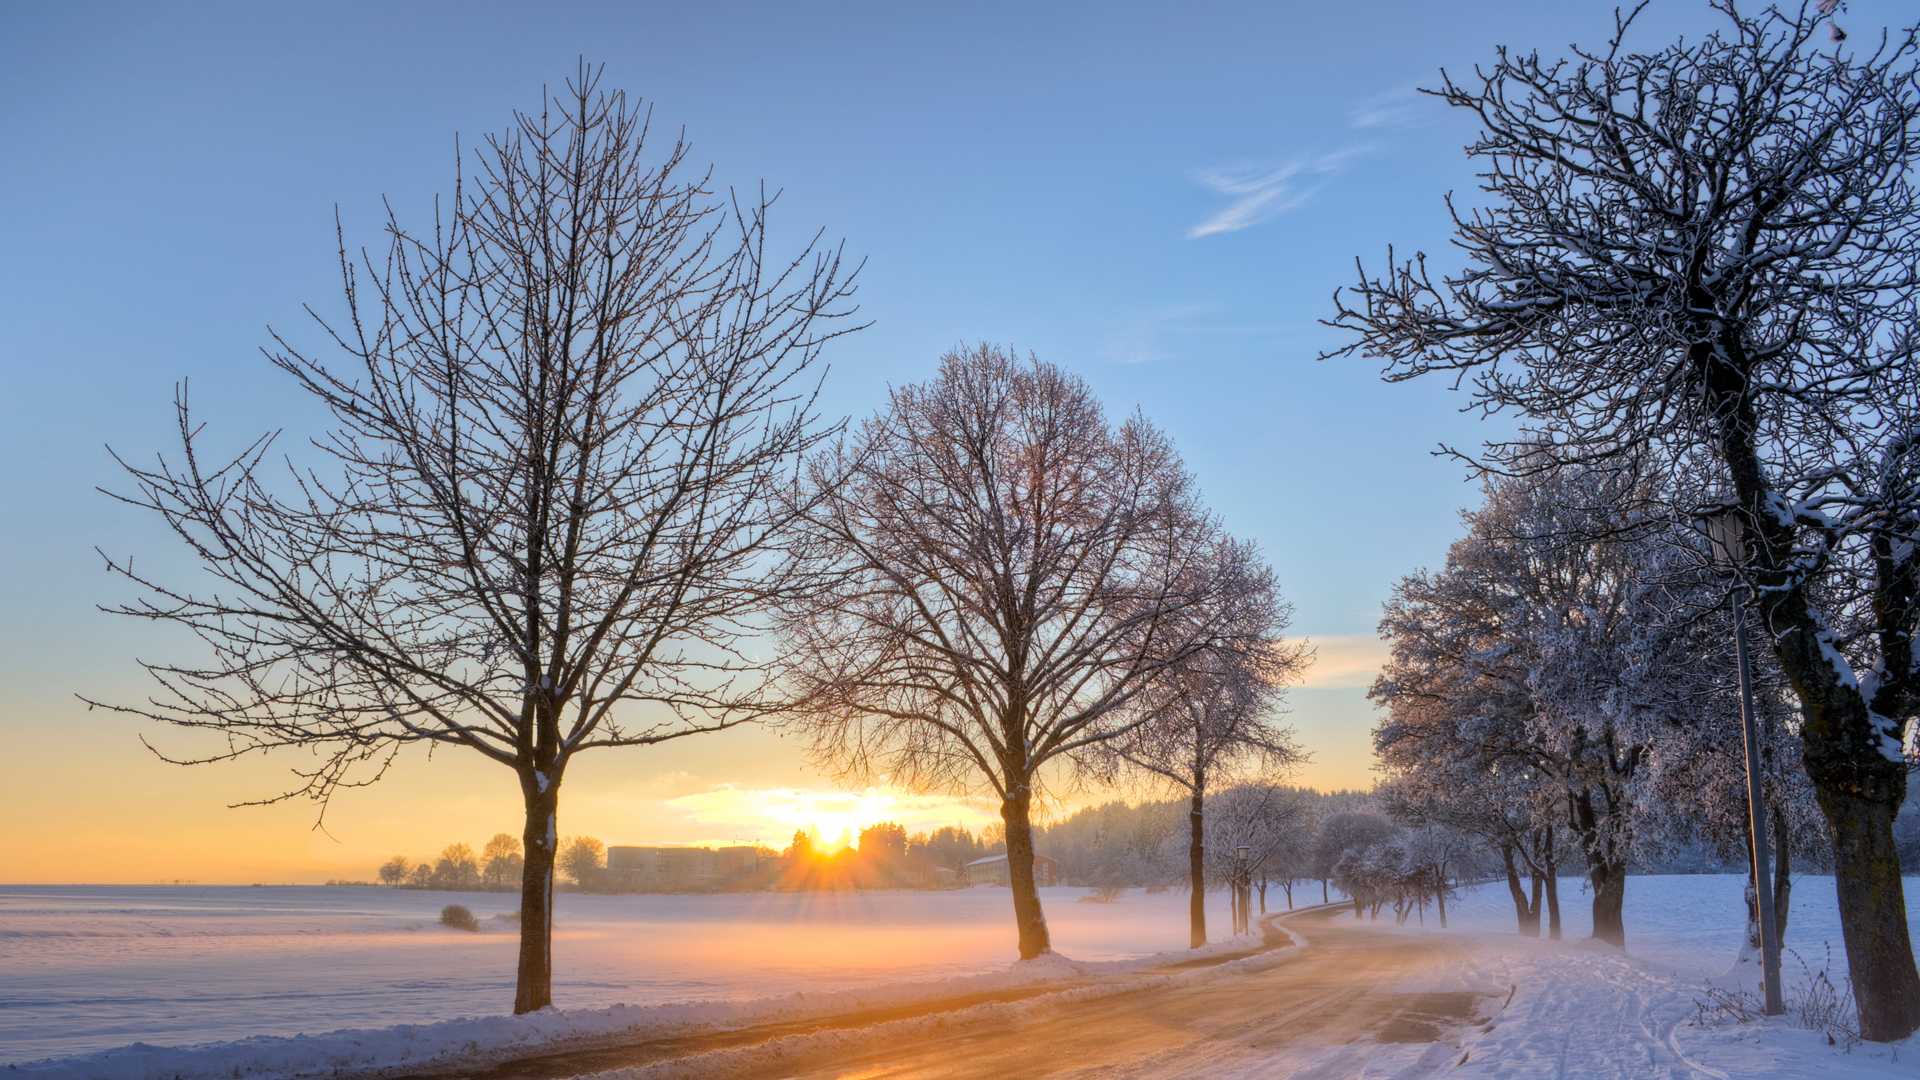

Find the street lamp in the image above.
[{"left": 1705, "top": 509, "right": 1784, "bottom": 1016}]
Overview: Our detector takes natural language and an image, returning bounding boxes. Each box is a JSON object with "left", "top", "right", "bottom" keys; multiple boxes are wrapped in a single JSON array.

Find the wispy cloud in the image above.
[
  {"left": 1100, "top": 302, "right": 1293, "bottom": 365},
  {"left": 1101, "top": 302, "right": 1217, "bottom": 364},
  {"left": 1186, "top": 149, "right": 1364, "bottom": 239},
  {"left": 1285, "top": 634, "right": 1390, "bottom": 690},
  {"left": 1349, "top": 86, "right": 1424, "bottom": 130}
]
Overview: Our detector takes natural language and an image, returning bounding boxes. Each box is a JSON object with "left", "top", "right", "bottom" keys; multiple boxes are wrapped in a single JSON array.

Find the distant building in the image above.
[
  {"left": 963, "top": 853, "right": 1056, "bottom": 887},
  {"left": 605, "top": 845, "right": 758, "bottom": 889}
]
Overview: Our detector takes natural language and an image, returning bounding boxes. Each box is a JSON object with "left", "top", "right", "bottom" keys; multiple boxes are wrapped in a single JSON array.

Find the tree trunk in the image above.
[
  {"left": 1257, "top": 879, "right": 1268, "bottom": 915},
  {"left": 1503, "top": 845, "right": 1538, "bottom": 937},
  {"left": 1572, "top": 791, "right": 1626, "bottom": 947},
  {"left": 1542, "top": 834, "right": 1562, "bottom": 942},
  {"left": 1321, "top": 878, "right": 1329, "bottom": 904},
  {"left": 1589, "top": 856, "right": 1626, "bottom": 948},
  {"left": 1436, "top": 881, "right": 1447, "bottom": 929},
  {"left": 1001, "top": 788, "right": 1052, "bottom": 959},
  {"left": 514, "top": 773, "right": 560, "bottom": 1014},
  {"left": 1816, "top": 780, "right": 1920, "bottom": 1040},
  {"left": 1773, "top": 806, "right": 1792, "bottom": 941},
  {"left": 1188, "top": 789, "right": 1206, "bottom": 948},
  {"left": 1719, "top": 387, "right": 1920, "bottom": 1041},
  {"left": 1771, "top": 591, "right": 1920, "bottom": 1039}
]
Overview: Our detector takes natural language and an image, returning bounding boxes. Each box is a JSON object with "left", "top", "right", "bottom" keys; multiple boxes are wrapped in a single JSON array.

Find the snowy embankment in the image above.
[
  {"left": 1272, "top": 874, "right": 1920, "bottom": 1080},
  {"left": 0, "top": 884, "right": 1268, "bottom": 1079}
]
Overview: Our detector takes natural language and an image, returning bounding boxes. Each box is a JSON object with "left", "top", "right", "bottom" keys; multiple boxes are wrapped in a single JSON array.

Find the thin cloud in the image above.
[
  {"left": 1285, "top": 634, "right": 1389, "bottom": 690},
  {"left": 1186, "top": 149, "right": 1364, "bottom": 238},
  {"left": 1349, "top": 86, "right": 1424, "bottom": 129},
  {"left": 1101, "top": 301, "right": 1219, "bottom": 364}
]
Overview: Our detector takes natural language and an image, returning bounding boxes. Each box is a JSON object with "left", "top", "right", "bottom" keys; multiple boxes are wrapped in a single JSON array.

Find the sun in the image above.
[{"left": 664, "top": 786, "right": 999, "bottom": 849}]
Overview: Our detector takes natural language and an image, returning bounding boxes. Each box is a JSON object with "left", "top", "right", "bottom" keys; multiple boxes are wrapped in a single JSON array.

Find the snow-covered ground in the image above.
[
  {"left": 0, "top": 883, "right": 1245, "bottom": 1064},
  {"left": 1274, "top": 874, "right": 1920, "bottom": 1080},
  {"left": 10, "top": 876, "right": 1920, "bottom": 1080},
  {"left": 1432, "top": 872, "right": 1910, "bottom": 982}
]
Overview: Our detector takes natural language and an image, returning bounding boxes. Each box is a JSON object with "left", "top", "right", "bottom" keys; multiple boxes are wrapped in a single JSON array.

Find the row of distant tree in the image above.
[
  {"left": 377, "top": 826, "right": 1002, "bottom": 894},
  {"left": 379, "top": 834, "right": 606, "bottom": 893}
]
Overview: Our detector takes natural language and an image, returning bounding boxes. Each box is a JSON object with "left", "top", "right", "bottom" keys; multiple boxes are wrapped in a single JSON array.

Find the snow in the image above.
[
  {"left": 1433, "top": 873, "right": 1918, "bottom": 982},
  {"left": 11, "top": 876, "right": 1920, "bottom": 1080},
  {"left": 1257, "top": 874, "right": 1920, "bottom": 1079},
  {"left": 0, "top": 884, "right": 1256, "bottom": 1069}
]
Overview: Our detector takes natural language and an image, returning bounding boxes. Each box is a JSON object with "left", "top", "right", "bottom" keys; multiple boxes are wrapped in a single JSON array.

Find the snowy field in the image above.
[
  {"left": 1413, "top": 872, "right": 1917, "bottom": 981},
  {"left": 0, "top": 883, "right": 1245, "bottom": 1063},
  {"left": 10, "top": 875, "right": 1920, "bottom": 1080}
]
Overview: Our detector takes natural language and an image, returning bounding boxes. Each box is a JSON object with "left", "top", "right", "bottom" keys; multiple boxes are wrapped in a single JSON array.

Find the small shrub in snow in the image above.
[
  {"left": 1691, "top": 946, "right": 1860, "bottom": 1048},
  {"left": 1078, "top": 887, "right": 1122, "bottom": 904},
  {"left": 440, "top": 904, "right": 479, "bottom": 932}
]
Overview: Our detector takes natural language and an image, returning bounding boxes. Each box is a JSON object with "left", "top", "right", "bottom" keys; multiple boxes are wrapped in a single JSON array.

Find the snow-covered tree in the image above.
[
  {"left": 1375, "top": 466, "right": 1717, "bottom": 946},
  {"left": 1329, "top": 3, "right": 1920, "bottom": 1036},
  {"left": 1205, "top": 781, "right": 1308, "bottom": 932}
]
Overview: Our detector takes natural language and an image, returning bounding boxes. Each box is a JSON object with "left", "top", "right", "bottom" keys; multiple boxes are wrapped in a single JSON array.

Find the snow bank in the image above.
[
  {"left": 1260, "top": 876, "right": 1920, "bottom": 1080},
  {"left": 1439, "top": 932, "right": 1915, "bottom": 1079}
]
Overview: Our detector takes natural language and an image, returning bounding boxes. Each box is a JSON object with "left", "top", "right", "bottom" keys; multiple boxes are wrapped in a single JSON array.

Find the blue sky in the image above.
[{"left": 3, "top": 0, "right": 1894, "bottom": 880}]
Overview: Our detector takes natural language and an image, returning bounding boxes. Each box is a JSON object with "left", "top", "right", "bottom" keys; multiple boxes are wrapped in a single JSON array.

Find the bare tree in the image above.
[
  {"left": 91, "top": 66, "right": 861, "bottom": 1012},
  {"left": 378, "top": 856, "right": 410, "bottom": 887},
  {"left": 1104, "top": 543, "right": 1305, "bottom": 947},
  {"left": 558, "top": 836, "right": 605, "bottom": 891},
  {"left": 1205, "top": 781, "right": 1307, "bottom": 933},
  {"left": 482, "top": 833, "right": 524, "bottom": 890},
  {"left": 435, "top": 842, "right": 481, "bottom": 890},
  {"left": 774, "top": 345, "right": 1248, "bottom": 959},
  {"left": 1327, "top": 4, "right": 1920, "bottom": 1036}
]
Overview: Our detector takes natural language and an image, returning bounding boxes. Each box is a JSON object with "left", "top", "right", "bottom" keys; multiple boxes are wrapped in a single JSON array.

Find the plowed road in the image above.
[
  {"left": 784, "top": 908, "right": 1482, "bottom": 1079},
  {"left": 416, "top": 906, "right": 1487, "bottom": 1080}
]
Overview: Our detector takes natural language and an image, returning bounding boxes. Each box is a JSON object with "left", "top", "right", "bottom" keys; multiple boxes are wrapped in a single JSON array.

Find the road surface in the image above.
[
  {"left": 403, "top": 906, "right": 1486, "bottom": 1080},
  {"left": 782, "top": 907, "right": 1484, "bottom": 1080}
]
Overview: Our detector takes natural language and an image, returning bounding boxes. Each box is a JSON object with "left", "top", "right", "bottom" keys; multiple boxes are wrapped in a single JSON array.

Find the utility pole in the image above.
[{"left": 1709, "top": 511, "right": 1784, "bottom": 1016}]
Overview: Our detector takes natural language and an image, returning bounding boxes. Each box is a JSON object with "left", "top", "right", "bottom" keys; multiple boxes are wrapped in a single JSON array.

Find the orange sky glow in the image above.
[{"left": 5, "top": 638, "right": 1385, "bottom": 884}]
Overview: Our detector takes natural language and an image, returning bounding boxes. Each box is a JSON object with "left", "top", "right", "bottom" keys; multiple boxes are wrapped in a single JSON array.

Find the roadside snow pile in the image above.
[
  {"left": 1442, "top": 932, "right": 1915, "bottom": 1080},
  {"left": 6, "top": 927, "right": 1281, "bottom": 1080}
]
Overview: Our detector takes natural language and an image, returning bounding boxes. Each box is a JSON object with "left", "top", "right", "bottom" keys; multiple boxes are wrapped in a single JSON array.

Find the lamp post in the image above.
[{"left": 1706, "top": 510, "right": 1784, "bottom": 1016}]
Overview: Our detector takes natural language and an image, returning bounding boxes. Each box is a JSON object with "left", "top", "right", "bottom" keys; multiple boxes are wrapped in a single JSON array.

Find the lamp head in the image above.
[{"left": 1704, "top": 509, "right": 1748, "bottom": 566}]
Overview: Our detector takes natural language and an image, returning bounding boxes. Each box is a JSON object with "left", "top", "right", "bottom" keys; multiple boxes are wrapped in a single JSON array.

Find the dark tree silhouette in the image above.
[{"left": 92, "top": 66, "right": 860, "bottom": 1013}]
